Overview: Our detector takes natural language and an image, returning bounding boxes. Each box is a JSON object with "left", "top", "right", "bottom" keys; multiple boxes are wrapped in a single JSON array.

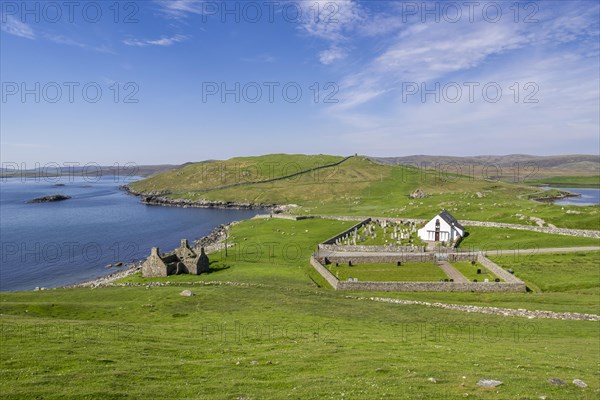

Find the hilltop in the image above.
[{"left": 127, "top": 154, "right": 599, "bottom": 230}]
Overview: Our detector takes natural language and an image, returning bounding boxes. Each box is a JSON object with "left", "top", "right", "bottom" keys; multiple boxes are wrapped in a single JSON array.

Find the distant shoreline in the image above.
[{"left": 120, "top": 184, "right": 278, "bottom": 211}]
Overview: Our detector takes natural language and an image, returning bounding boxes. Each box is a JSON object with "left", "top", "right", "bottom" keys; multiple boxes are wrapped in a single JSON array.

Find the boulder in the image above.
[{"left": 477, "top": 379, "right": 503, "bottom": 388}]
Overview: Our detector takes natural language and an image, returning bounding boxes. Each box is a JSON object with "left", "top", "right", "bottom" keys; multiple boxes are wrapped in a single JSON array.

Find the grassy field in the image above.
[
  {"left": 327, "top": 262, "right": 448, "bottom": 282},
  {"left": 2, "top": 286, "right": 599, "bottom": 399},
  {"left": 451, "top": 261, "right": 501, "bottom": 282},
  {"left": 128, "top": 154, "right": 600, "bottom": 230},
  {"left": 489, "top": 252, "right": 600, "bottom": 294},
  {"left": 458, "top": 226, "right": 600, "bottom": 251},
  {"left": 526, "top": 176, "right": 600, "bottom": 188}
]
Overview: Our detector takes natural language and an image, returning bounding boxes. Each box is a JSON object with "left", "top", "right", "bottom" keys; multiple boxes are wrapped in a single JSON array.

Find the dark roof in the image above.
[{"left": 438, "top": 210, "right": 464, "bottom": 231}]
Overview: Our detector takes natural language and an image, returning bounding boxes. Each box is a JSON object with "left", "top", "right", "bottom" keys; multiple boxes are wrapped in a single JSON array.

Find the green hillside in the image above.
[{"left": 128, "top": 154, "right": 600, "bottom": 229}]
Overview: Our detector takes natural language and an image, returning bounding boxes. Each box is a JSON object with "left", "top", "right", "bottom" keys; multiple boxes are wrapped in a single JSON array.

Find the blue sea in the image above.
[
  {"left": 553, "top": 187, "right": 600, "bottom": 206},
  {"left": 0, "top": 176, "right": 263, "bottom": 291}
]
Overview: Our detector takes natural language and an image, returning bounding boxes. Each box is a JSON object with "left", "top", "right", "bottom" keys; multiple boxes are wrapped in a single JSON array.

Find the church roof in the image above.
[{"left": 438, "top": 210, "right": 464, "bottom": 231}]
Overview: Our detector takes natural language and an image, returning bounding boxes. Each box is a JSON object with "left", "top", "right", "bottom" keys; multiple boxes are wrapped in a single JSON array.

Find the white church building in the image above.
[{"left": 417, "top": 210, "right": 465, "bottom": 243}]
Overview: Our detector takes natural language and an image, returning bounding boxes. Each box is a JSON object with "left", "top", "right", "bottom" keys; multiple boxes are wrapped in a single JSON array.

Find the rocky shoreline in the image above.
[
  {"left": 529, "top": 189, "right": 581, "bottom": 203},
  {"left": 66, "top": 220, "right": 240, "bottom": 289},
  {"left": 120, "top": 185, "right": 276, "bottom": 210}
]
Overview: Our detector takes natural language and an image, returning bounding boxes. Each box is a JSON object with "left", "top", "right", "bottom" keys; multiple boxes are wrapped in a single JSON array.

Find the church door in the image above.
[{"left": 434, "top": 219, "right": 440, "bottom": 241}]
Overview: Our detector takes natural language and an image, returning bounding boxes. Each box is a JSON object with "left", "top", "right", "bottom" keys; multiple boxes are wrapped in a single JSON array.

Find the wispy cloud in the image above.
[
  {"left": 123, "top": 34, "right": 188, "bottom": 47},
  {"left": 155, "top": 0, "right": 208, "bottom": 17},
  {"left": 1, "top": 15, "right": 35, "bottom": 40},
  {"left": 43, "top": 34, "right": 114, "bottom": 53},
  {"left": 297, "top": 0, "right": 364, "bottom": 65},
  {"left": 327, "top": 1, "right": 599, "bottom": 111}
]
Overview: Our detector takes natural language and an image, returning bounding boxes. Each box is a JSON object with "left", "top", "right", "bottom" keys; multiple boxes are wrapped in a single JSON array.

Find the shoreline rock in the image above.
[{"left": 120, "top": 185, "right": 276, "bottom": 211}]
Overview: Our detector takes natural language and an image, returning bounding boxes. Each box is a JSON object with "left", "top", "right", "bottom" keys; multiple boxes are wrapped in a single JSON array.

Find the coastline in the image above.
[
  {"left": 66, "top": 220, "right": 240, "bottom": 289},
  {"left": 120, "top": 184, "right": 278, "bottom": 211},
  {"left": 64, "top": 185, "right": 278, "bottom": 290}
]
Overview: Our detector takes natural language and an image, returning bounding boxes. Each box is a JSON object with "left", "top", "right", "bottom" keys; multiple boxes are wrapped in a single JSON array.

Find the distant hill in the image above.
[
  {"left": 0, "top": 164, "right": 179, "bottom": 179},
  {"left": 369, "top": 154, "right": 599, "bottom": 183}
]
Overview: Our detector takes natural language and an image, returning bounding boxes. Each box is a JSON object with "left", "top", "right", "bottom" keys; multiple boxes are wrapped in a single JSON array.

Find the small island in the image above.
[{"left": 27, "top": 194, "right": 72, "bottom": 203}]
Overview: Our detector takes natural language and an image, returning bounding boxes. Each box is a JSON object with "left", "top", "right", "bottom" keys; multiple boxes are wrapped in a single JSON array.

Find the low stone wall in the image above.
[
  {"left": 477, "top": 254, "right": 524, "bottom": 284},
  {"left": 448, "top": 252, "right": 478, "bottom": 262},
  {"left": 309, "top": 256, "right": 526, "bottom": 292},
  {"left": 321, "top": 218, "right": 372, "bottom": 245},
  {"left": 322, "top": 253, "right": 435, "bottom": 264},
  {"left": 310, "top": 256, "right": 338, "bottom": 289},
  {"left": 336, "top": 281, "right": 526, "bottom": 292},
  {"left": 460, "top": 220, "right": 600, "bottom": 239},
  {"left": 319, "top": 244, "right": 425, "bottom": 253}
]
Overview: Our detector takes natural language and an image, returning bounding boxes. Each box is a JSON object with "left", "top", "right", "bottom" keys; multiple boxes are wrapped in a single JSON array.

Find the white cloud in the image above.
[
  {"left": 297, "top": 0, "right": 364, "bottom": 65},
  {"left": 155, "top": 0, "right": 208, "bottom": 17},
  {"left": 123, "top": 34, "right": 188, "bottom": 47},
  {"left": 319, "top": 47, "right": 346, "bottom": 65},
  {"left": 1, "top": 15, "right": 35, "bottom": 40}
]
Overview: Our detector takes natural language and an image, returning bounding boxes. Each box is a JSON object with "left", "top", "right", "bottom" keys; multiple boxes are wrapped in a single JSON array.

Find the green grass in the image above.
[
  {"left": 526, "top": 176, "right": 600, "bottom": 188},
  {"left": 451, "top": 261, "right": 501, "bottom": 282},
  {"left": 1, "top": 218, "right": 600, "bottom": 398},
  {"left": 1, "top": 285, "right": 599, "bottom": 399},
  {"left": 489, "top": 252, "right": 600, "bottom": 294},
  {"left": 122, "top": 217, "right": 357, "bottom": 289},
  {"left": 128, "top": 154, "right": 600, "bottom": 230},
  {"left": 327, "top": 262, "right": 449, "bottom": 282},
  {"left": 458, "top": 226, "right": 600, "bottom": 251}
]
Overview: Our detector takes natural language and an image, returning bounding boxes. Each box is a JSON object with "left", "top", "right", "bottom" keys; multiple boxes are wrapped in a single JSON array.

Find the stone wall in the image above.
[
  {"left": 319, "top": 244, "right": 425, "bottom": 253},
  {"left": 321, "top": 253, "right": 435, "bottom": 264},
  {"left": 477, "top": 254, "right": 524, "bottom": 284},
  {"left": 336, "top": 281, "right": 526, "bottom": 292},
  {"left": 310, "top": 255, "right": 525, "bottom": 292},
  {"left": 321, "top": 218, "right": 372, "bottom": 245},
  {"left": 447, "top": 252, "right": 478, "bottom": 262},
  {"left": 459, "top": 220, "right": 600, "bottom": 239},
  {"left": 310, "top": 256, "right": 339, "bottom": 289}
]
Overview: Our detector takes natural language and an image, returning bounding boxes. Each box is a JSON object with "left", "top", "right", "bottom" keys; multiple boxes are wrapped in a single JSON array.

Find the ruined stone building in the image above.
[{"left": 142, "top": 239, "right": 210, "bottom": 277}]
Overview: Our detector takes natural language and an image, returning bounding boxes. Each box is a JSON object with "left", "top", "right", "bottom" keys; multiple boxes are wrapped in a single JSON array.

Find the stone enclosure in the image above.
[{"left": 312, "top": 218, "right": 526, "bottom": 292}]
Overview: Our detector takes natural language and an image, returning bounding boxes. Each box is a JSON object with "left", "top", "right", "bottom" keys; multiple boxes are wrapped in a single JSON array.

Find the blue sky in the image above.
[{"left": 1, "top": 0, "right": 599, "bottom": 165}]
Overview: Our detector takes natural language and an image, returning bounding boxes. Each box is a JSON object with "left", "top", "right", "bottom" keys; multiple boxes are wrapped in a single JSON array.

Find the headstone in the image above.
[
  {"left": 484, "top": 279, "right": 489, "bottom": 283},
  {"left": 508, "top": 268, "right": 514, "bottom": 274},
  {"left": 477, "top": 269, "right": 481, "bottom": 274},
  {"left": 348, "top": 261, "right": 352, "bottom": 267},
  {"left": 397, "top": 261, "right": 402, "bottom": 266},
  {"left": 495, "top": 278, "right": 500, "bottom": 282}
]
